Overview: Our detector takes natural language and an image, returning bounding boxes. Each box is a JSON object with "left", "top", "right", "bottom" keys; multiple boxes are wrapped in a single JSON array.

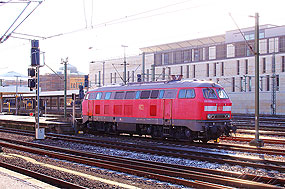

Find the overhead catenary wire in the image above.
[
  {"left": 0, "top": 1, "right": 31, "bottom": 43},
  {"left": 39, "top": 0, "right": 201, "bottom": 39},
  {"left": 0, "top": 0, "right": 43, "bottom": 43},
  {"left": 229, "top": 13, "right": 255, "bottom": 54}
]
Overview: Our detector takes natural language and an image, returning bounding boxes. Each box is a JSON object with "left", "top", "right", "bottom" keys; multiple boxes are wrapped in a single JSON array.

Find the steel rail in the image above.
[
  {"left": 0, "top": 128, "right": 285, "bottom": 171},
  {"left": 0, "top": 161, "right": 86, "bottom": 189},
  {"left": 0, "top": 138, "right": 282, "bottom": 188}
]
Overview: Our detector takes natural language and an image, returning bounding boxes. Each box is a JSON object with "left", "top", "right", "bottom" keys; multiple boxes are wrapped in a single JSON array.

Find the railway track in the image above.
[
  {"left": 0, "top": 136, "right": 283, "bottom": 188},
  {"left": 1, "top": 128, "right": 285, "bottom": 172},
  {"left": 0, "top": 160, "right": 86, "bottom": 188}
]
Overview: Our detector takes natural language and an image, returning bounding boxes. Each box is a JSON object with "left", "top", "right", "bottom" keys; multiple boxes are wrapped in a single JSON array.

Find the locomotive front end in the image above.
[{"left": 201, "top": 87, "right": 235, "bottom": 141}]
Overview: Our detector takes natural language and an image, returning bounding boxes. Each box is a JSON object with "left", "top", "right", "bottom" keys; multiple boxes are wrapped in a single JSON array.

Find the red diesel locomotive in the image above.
[{"left": 81, "top": 79, "right": 233, "bottom": 142}]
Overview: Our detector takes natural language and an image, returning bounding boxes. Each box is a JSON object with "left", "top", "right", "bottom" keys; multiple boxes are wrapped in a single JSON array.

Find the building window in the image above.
[
  {"left": 183, "top": 50, "right": 191, "bottom": 63},
  {"left": 260, "top": 76, "right": 263, "bottom": 91},
  {"left": 127, "top": 71, "right": 130, "bottom": 82},
  {"left": 193, "top": 65, "right": 196, "bottom": 78},
  {"left": 216, "top": 44, "right": 226, "bottom": 59},
  {"left": 281, "top": 56, "right": 285, "bottom": 72},
  {"left": 174, "top": 51, "right": 182, "bottom": 64},
  {"left": 246, "top": 42, "right": 254, "bottom": 56},
  {"left": 266, "top": 75, "right": 270, "bottom": 91},
  {"left": 193, "top": 48, "right": 202, "bottom": 61},
  {"left": 162, "top": 68, "right": 166, "bottom": 80},
  {"left": 237, "top": 60, "right": 240, "bottom": 75},
  {"left": 235, "top": 42, "right": 246, "bottom": 57},
  {"left": 245, "top": 59, "right": 248, "bottom": 74},
  {"left": 213, "top": 63, "right": 217, "bottom": 77},
  {"left": 168, "top": 67, "right": 171, "bottom": 78},
  {"left": 262, "top": 58, "right": 266, "bottom": 73},
  {"left": 206, "top": 64, "right": 209, "bottom": 77},
  {"left": 147, "top": 69, "right": 149, "bottom": 82},
  {"left": 221, "top": 62, "right": 224, "bottom": 76},
  {"left": 248, "top": 76, "right": 252, "bottom": 92},
  {"left": 164, "top": 52, "right": 173, "bottom": 65},
  {"left": 186, "top": 65, "right": 190, "bottom": 78},
  {"left": 240, "top": 77, "right": 243, "bottom": 92},
  {"left": 154, "top": 53, "right": 162, "bottom": 66},
  {"left": 276, "top": 75, "right": 280, "bottom": 91},
  {"left": 232, "top": 77, "right": 235, "bottom": 92},
  {"left": 279, "top": 36, "right": 285, "bottom": 52}
]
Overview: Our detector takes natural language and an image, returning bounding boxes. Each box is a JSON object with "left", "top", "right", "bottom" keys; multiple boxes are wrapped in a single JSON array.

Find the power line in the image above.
[{"left": 0, "top": 0, "right": 43, "bottom": 43}]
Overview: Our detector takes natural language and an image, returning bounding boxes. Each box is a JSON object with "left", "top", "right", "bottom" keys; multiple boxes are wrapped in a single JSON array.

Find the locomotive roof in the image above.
[{"left": 89, "top": 80, "right": 223, "bottom": 92}]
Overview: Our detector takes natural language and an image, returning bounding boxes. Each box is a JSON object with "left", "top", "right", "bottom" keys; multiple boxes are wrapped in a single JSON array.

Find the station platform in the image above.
[
  {"left": 0, "top": 114, "right": 74, "bottom": 134},
  {"left": 0, "top": 166, "right": 57, "bottom": 189}
]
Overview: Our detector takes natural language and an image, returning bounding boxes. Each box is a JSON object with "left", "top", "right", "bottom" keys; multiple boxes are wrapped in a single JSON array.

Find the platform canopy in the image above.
[
  {"left": 140, "top": 34, "right": 226, "bottom": 53},
  {"left": 0, "top": 86, "right": 34, "bottom": 96},
  {"left": 0, "top": 71, "right": 28, "bottom": 80}
]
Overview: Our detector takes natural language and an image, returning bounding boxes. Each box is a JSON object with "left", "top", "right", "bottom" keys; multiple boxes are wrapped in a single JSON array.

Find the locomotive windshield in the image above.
[
  {"left": 202, "top": 88, "right": 218, "bottom": 99},
  {"left": 216, "top": 88, "right": 229, "bottom": 99}
]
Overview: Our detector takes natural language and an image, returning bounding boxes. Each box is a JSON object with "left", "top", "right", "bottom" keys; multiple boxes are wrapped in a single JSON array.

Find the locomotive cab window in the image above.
[
  {"left": 178, "top": 89, "right": 195, "bottom": 99},
  {"left": 150, "top": 90, "right": 159, "bottom": 99},
  {"left": 216, "top": 88, "right": 229, "bottom": 99},
  {"left": 135, "top": 91, "right": 141, "bottom": 99},
  {"left": 158, "top": 90, "right": 164, "bottom": 99},
  {"left": 85, "top": 93, "right": 90, "bottom": 100},
  {"left": 163, "top": 89, "right": 177, "bottom": 99},
  {"left": 104, "top": 92, "right": 112, "bottom": 100},
  {"left": 125, "top": 91, "right": 136, "bottom": 99},
  {"left": 89, "top": 92, "right": 96, "bottom": 100},
  {"left": 140, "top": 90, "right": 151, "bottom": 99},
  {"left": 203, "top": 88, "right": 218, "bottom": 99},
  {"left": 115, "top": 92, "right": 125, "bottom": 99},
  {"left": 96, "top": 92, "right": 102, "bottom": 100}
]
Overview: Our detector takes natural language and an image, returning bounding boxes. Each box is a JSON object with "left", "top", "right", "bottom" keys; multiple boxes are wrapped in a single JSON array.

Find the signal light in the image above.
[
  {"left": 31, "top": 40, "right": 40, "bottom": 66},
  {"left": 28, "top": 68, "right": 36, "bottom": 77},
  {"left": 84, "top": 75, "right": 89, "bottom": 88},
  {"left": 79, "top": 85, "right": 84, "bottom": 99},
  {"left": 28, "top": 79, "right": 36, "bottom": 91}
]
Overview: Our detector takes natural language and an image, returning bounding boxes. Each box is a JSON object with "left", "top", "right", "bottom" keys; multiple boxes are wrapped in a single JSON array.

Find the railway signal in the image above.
[{"left": 29, "top": 39, "right": 44, "bottom": 140}]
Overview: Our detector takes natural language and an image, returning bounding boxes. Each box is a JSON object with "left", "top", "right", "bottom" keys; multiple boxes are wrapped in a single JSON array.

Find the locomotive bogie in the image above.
[{"left": 81, "top": 80, "right": 233, "bottom": 142}]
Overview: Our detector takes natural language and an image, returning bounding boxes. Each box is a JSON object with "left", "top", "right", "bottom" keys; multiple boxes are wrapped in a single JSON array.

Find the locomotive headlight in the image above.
[{"left": 207, "top": 114, "right": 214, "bottom": 119}]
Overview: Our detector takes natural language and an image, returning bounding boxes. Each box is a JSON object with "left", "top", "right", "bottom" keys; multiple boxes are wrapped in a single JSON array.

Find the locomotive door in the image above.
[
  {"left": 88, "top": 100, "right": 94, "bottom": 117},
  {"left": 163, "top": 99, "right": 172, "bottom": 125}
]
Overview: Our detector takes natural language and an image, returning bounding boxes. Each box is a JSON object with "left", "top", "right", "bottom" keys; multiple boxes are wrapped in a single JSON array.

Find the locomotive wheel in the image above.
[
  {"left": 152, "top": 126, "right": 163, "bottom": 139},
  {"left": 201, "top": 138, "right": 208, "bottom": 144},
  {"left": 184, "top": 128, "right": 193, "bottom": 142}
]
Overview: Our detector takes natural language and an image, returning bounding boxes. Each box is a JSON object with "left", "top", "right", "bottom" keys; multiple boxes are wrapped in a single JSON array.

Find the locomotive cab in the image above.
[{"left": 200, "top": 87, "right": 233, "bottom": 141}]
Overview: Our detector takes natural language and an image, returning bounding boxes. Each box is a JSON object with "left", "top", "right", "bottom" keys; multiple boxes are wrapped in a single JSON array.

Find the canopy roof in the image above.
[{"left": 140, "top": 34, "right": 225, "bottom": 53}]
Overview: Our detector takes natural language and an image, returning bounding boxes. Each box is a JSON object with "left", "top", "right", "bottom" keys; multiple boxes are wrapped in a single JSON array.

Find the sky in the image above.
[{"left": 0, "top": 0, "right": 285, "bottom": 76}]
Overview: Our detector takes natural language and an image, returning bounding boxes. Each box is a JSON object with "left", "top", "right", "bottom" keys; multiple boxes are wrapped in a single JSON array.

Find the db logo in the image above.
[
  {"left": 218, "top": 106, "right": 223, "bottom": 111},
  {"left": 138, "top": 104, "right": 144, "bottom": 110}
]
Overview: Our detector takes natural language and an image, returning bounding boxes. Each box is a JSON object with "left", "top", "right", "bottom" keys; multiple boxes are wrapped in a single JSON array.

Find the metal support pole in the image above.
[
  {"left": 142, "top": 52, "right": 145, "bottom": 82},
  {"left": 35, "top": 65, "right": 44, "bottom": 139},
  {"left": 250, "top": 12, "right": 264, "bottom": 147},
  {"left": 151, "top": 64, "right": 155, "bottom": 82},
  {"left": 62, "top": 58, "right": 68, "bottom": 118},
  {"left": 102, "top": 61, "right": 105, "bottom": 86},
  {"left": 271, "top": 42, "right": 276, "bottom": 115},
  {"left": 122, "top": 45, "right": 128, "bottom": 85},
  {"left": 98, "top": 71, "right": 101, "bottom": 87},
  {"left": 15, "top": 76, "right": 18, "bottom": 115}
]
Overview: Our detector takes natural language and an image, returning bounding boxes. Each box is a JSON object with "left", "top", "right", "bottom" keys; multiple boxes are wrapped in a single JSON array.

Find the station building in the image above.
[{"left": 89, "top": 24, "right": 285, "bottom": 115}]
